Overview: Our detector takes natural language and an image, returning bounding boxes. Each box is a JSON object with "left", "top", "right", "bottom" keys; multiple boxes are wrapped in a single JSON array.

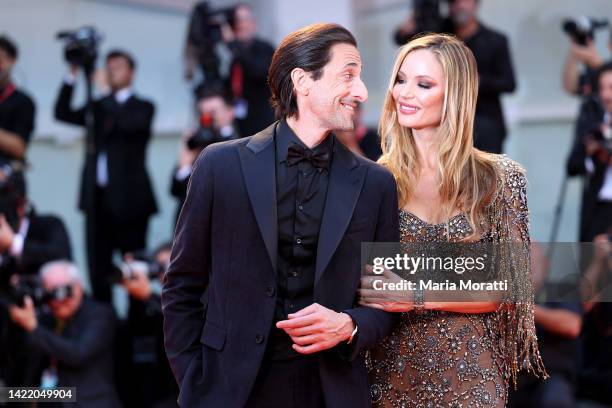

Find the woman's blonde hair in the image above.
[{"left": 378, "top": 33, "right": 498, "bottom": 233}]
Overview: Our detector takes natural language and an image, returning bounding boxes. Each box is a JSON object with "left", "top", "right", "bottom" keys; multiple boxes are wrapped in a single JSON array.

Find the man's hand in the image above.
[
  {"left": 593, "top": 233, "right": 611, "bottom": 263},
  {"left": 179, "top": 133, "right": 198, "bottom": 168},
  {"left": 121, "top": 253, "right": 152, "bottom": 301},
  {"left": 276, "top": 303, "right": 354, "bottom": 355},
  {"left": 585, "top": 136, "right": 600, "bottom": 157},
  {"left": 358, "top": 265, "right": 413, "bottom": 312},
  {"left": 569, "top": 40, "right": 604, "bottom": 69},
  {"left": 221, "top": 22, "right": 236, "bottom": 43},
  {"left": 0, "top": 215, "right": 15, "bottom": 252},
  {"left": 122, "top": 272, "right": 152, "bottom": 301},
  {"left": 9, "top": 296, "right": 38, "bottom": 332},
  {"left": 69, "top": 64, "right": 78, "bottom": 77}
]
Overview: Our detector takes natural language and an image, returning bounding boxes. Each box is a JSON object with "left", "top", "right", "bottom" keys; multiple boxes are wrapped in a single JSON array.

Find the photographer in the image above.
[
  {"left": 0, "top": 165, "right": 72, "bottom": 388},
  {"left": 394, "top": 0, "right": 516, "bottom": 153},
  {"left": 115, "top": 243, "right": 177, "bottom": 408},
  {"left": 170, "top": 84, "right": 239, "bottom": 224},
  {"left": 54, "top": 49, "right": 158, "bottom": 303},
  {"left": 562, "top": 39, "right": 605, "bottom": 96},
  {"left": 184, "top": 2, "right": 275, "bottom": 137},
  {"left": 561, "top": 18, "right": 610, "bottom": 96},
  {"left": 0, "top": 35, "right": 35, "bottom": 164},
  {"left": 0, "top": 165, "right": 72, "bottom": 279},
  {"left": 567, "top": 62, "right": 612, "bottom": 242},
  {"left": 8, "top": 260, "right": 121, "bottom": 407},
  {"left": 221, "top": 3, "right": 275, "bottom": 137}
]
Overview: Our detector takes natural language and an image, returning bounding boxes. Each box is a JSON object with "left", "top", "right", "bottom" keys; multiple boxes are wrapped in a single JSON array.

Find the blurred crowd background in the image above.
[{"left": 0, "top": 0, "right": 611, "bottom": 407}]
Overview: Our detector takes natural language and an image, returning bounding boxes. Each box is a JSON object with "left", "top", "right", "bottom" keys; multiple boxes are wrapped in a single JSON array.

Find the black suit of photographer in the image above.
[
  {"left": 25, "top": 297, "right": 121, "bottom": 408},
  {"left": 395, "top": 19, "right": 516, "bottom": 153},
  {"left": 226, "top": 39, "right": 275, "bottom": 137},
  {"left": 0, "top": 210, "right": 72, "bottom": 279},
  {"left": 567, "top": 96, "right": 612, "bottom": 241},
  {"left": 54, "top": 83, "right": 158, "bottom": 301}
]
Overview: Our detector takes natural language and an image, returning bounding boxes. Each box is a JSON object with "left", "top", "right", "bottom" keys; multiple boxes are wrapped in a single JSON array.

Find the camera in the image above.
[
  {"left": 187, "top": 112, "right": 226, "bottom": 151},
  {"left": 56, "top": 26, "right": 103, "bottom": 70},
  {"left": 562, "top": 17, "right": 609, "bottom": 46},
  {"left": 187, "top": 1, "right": 236, "bottom": 83},
  {"left": 111, "top": 251, "right": 165, "bottom": 283},
  {"left": 192, "top": 1, "right": 236, "bottom": 46},
  {"left": 7, "top": 275, "right": 73, "bottom": 308}
]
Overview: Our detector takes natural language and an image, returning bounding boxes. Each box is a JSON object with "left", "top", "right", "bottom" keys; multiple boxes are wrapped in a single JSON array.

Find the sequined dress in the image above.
[{"left": 368, "top": 156, "right": 547, "bottom": 408}]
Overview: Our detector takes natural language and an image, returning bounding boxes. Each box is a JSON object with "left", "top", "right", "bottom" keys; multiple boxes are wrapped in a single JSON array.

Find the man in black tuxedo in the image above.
[
  {"left": 567, "top": 61, "right": 612, "bottom": 241},
  {"left": 170, "top": 84, "right": 240, "bottom": 226},
  {"left": 54, "top": 49, "right": 157, "bottom": 302},
  {"left": 116, "top": 243, "right": 178, "bottom": 408},
  {"left": 162, "top": 23, "right": 399, "bottom": 407},
  {"left": 221, "top": 3, "right": 275, "bottom": 137},
  {"left": 9, "top": 260, "right": 120, "bottom": 407},
  {"left": 0, "top": 166, "right": 71, "bottom": 279}
]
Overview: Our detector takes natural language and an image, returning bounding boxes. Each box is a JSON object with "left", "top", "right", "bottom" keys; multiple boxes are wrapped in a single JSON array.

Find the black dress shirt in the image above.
[{"left": 266, "top": 119, "right": 333, "bottom": 360}]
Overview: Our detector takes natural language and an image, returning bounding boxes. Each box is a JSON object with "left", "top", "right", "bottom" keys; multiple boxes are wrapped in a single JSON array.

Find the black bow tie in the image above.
[{"left": 286, "top": 143, "right": 330, "bottom": 171}]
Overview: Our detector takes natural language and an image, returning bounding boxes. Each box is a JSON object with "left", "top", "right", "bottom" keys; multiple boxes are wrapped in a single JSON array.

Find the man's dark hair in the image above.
[
  {"left": 194, "top": 82, "right": 233, "bottom": 106},
  {"left": 267, "top": 23, "right": 357, "bottom": 119},
  {"left": 597, "top": 61, "right": 612, "bottom": 85},
  {"left": 106, "top": 49, "right": 136, "bottom": 70},
  {"left": 0, "top": 35, "right": 18, "bottom": 60}
]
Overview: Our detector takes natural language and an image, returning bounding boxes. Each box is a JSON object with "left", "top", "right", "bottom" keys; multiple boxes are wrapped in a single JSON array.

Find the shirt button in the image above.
[
  {"left": 298, "top": 204, "right": 304, "bottom": 211},
  {"left": 288, "top": 303, "right": 295, "bottom": 310},
  {"left": 290, "top": 270, "right": 299, "bottom": 277},
  {"left": 255, "top": 334, "right": 264, "bottom": 344},
  {"left": 296, "top": 238, "right": 302, "bottom": 244},
  {"left": 266, "top": 286, "right": 276, "bottom": 297}
]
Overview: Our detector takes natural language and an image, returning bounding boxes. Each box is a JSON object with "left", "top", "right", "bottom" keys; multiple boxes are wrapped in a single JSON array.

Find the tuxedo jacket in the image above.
[
  {"left": 162, "top": 122, "right": 399, "bottom": 407},
  {"left": 54, "top": 83, "right": 158, "bottom": 221}
]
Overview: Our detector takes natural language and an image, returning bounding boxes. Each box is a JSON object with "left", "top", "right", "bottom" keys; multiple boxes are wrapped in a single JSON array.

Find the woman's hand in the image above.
[{"left": 358, "top": 265, "right": 414, "bottom": 312}]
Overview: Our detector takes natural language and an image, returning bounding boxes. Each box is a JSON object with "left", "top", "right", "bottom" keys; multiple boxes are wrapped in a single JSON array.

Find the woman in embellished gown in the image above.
[{"left": 359, "top": 34, "right": 547, "bottom": 407}]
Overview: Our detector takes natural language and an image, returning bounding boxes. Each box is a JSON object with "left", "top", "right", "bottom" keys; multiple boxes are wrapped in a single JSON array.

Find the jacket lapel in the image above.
[
  {"left": 315, "top": 137, "right": 367, "bottom": 285},
  {"left": 238, "top": 122, "right": 279, "bottom": 273}
]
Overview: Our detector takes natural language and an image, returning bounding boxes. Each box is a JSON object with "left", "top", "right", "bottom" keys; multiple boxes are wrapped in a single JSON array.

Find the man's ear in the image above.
[{"left": 290, "top": 67, "right": 310, "bottom": 97}]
